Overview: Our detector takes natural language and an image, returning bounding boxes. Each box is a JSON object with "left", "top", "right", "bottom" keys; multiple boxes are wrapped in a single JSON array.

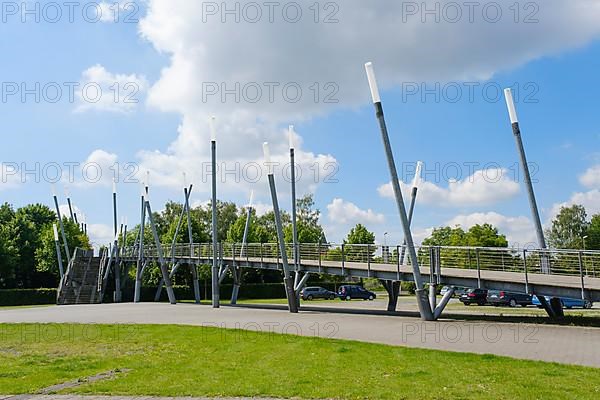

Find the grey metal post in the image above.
[
  {"left": 429, "top": 247, "right": 437, "bottom": 310},
  {"left": 523, "top": 249, "right": 529, "bottom": 293},
  {"left": 578, "top": 251, "right": 586, "bottom": 300},
  {"left": 289, "top": 126, "right": 299, "bottom": 273},
  {"left": 476, "top": 248, "right": 482, "bottom": 288},
  {"left": 232, "top": 197, "right": 253, "bottom": 305},
  {"left": 504, "top": 89, "right": 547, "bottom": 265},
  {"left": 114, "top": 224, "right": 122, "bottom": 303},
  {"left": 211, "top": 122, "right": 220, "bottom": 308},
  {"left": 365, "top": 62, "right": 433, "bottom": 320},
  {"left": 52, "top": 224, "right": 64, "bottom": 278},
  {"left": 505, "top": 89, "right": 557, "bottom": 317},
  {"left": 184, "top": 185, "right": 201, "bottom": 304},
  {"left": 265, "top": 142, "right": 298, "bottom": 313},
  {"left": 52, "top": 192, "right": 71, "bottom": 264},
  {"left": 134, "top": 187, "right": 146, "bottom": 303},
  {"left": 400, "top": 186, "right": 418, "bottom": 265},
  {"left": 112, "top": 181, "right": 121, "bottom": 303},
  {"left": 65, "top": 187, "right": 75, "bottom": 221},
  {"left": 146, "top": 198, "right": 176, "bottom": 304}
]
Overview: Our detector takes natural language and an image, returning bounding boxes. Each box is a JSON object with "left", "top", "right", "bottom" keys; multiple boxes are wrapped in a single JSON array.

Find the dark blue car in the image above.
[{"left": 532, "top": 295, "right": 593, "bottom": 309}]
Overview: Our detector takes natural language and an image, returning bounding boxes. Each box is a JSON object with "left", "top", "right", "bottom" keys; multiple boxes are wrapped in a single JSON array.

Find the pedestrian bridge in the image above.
[{"left": 119, "top": 243, "right": 600, "bottom": 303}]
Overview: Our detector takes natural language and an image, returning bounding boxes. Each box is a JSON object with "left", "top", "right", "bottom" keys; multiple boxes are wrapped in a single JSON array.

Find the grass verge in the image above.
[{"left": 0, "top": 323, "right": 599, "bottom": 399}]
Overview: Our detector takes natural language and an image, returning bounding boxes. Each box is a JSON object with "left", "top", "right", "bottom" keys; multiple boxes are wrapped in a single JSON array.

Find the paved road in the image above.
[{"left": 1, "top": 303, "right": 600, "bottom": 367}]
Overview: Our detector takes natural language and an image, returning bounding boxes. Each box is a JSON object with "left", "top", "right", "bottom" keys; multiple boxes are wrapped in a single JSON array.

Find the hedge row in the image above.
[
  {"left": 0, "top": 289, "right": 57, "bottom": 306},
  {"left": 0, "top": 282, "right": 382, "bottom": 306}
]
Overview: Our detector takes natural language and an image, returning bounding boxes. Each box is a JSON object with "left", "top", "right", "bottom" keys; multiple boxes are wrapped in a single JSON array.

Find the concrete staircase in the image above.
[{"left": 57, "top": 249, "right": 103, "bottom": 305}]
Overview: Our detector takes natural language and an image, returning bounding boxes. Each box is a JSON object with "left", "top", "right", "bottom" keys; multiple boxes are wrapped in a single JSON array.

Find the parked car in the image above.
[
  {"left": 440, "top": 286, "right": 469, "bottom": 297},
  {"left": 459, "top": 288, "right": 488, "bottom": 306},
  {"left": 300, "top": 286, "right": 336, "bottom": 301},
  {"left": 338, "top": 285, "right": 376, "bottom": 301},
  {"left": 487, "top": 290, "right": 532, "bottom": 307},
  {"left": 532, "top": 295, "right": 593, "bottom": 309}
]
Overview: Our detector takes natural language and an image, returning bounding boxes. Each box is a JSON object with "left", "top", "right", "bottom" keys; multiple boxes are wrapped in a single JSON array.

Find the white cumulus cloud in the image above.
[
  {"left": 126, "top": 0, "right": 600, "bottom": 197},
  {"left": 327, "top": 198, "right": 384, "bottom": 225},
  {"left": 378, "top": 168, "right": 520, "bottom": 207},
  {"left": 75, "top": 65, "right": 148, "bottom": 113},
  {"left": 579, "top": 165, "right": 600, "bottom": 189}
]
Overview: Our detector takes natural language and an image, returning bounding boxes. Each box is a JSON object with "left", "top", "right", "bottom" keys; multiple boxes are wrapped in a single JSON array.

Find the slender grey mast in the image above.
[
  {"left": 51, "top": 185, "right": 71, "bottom": 263},
  {"left": 365, "top": 62, "right": 433, "bottom": 321},
  {"left": 65, "top": 186, "right": 75, "bottom": 221},
  {"left": 504, "top": 89, "right": 546, "bottom": 250},
  {"left": 289, "top": 125, "right": 299, "bottom": 272},
  {"left": 134, "top": 182, "right": 146, "bottom": 303},
  {"left": 400, "top": 161, "right": 422, "bottom": 265},
  {"left": 112, "top": 179, "right": 118, "bottom": 237},
  {"left": 264, "top": 142, "right": 299, "bottom": 313},
  {"left": 52, "top": 223, "right": 64, "bottom": 278},
  {"left": 232, "top": 190, "right": 254, "bottom": 305},
  {"left": 210, "top": 116, "right": 220, "bottom": 308},
  {"left": 112, "top": 180, "right": 121, "bottom": 302}
]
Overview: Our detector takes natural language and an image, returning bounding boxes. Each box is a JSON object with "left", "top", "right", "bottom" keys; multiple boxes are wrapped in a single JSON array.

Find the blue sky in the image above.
[{"left": 1, "top": 1, "right": 599, "bottom": 248}]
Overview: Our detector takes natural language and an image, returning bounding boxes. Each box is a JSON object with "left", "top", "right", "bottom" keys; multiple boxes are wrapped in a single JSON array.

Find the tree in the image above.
[
  {"left": 0, "top": 222, "right": 19, "bottom": 288},
  {"left": 546, "top": 205, "right": 589, "bottom": 249},
  {"left": 344, "top": 224, "right": 376, "bottom": 262},
  {"left": 346, "top": 224, "right": 375, "bottom": 245},
  {"left": 422, "top": 224, "right": 508, "bottom": 248},
  {"left": 284, "top": 194, "right": 325, "bottom": 244},
  {"left": 11, "top": 204, "right": 57, "bottom": 287},
  {"left": 587, "top": 214, "right": 600, "bottom": 250},
  {"left": 35, "top": 218, "right": 91, "bottom": 283},
  {"left": 465, "top": 224, "right": 508, "bottom": 247},
  {"left": 422, "top": 226, "right": 466, "bottom": 247}
]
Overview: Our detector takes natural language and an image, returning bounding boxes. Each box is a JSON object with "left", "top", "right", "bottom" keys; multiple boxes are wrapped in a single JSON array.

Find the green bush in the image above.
[{"left": 0, "top": 289, "right": 57, "bottom": 306}]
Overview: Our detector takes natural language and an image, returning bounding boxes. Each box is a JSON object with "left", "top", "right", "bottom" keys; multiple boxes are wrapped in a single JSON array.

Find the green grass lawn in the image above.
[{"left": 1, "top": 324, "right": 599, "bottom": 399}]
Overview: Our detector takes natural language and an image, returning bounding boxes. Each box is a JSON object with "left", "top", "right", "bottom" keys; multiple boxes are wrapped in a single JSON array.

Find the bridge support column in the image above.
[
  {"left": 550, "top": 297, "right": 564, "bottom": 318},
  {"left": 381, "top": 280, "right": 400, "bottom": 312},
  {"left": 536, "top": 295, "right": 563, "bottom": 319},
  {"left": 230, "top": 266, "right": 242, "bottom": 305},
  {"left": 191, "top": 264, "right": 201, "bottom": 304},
  {"left": 147, "top": 198, "right": 176, "bottom": 305},
  {"left": 294, "top": 272, "right": 311, "bottom": 308},
  {"left": 429, "top": 284, "right": 437, "bottom": 311}
]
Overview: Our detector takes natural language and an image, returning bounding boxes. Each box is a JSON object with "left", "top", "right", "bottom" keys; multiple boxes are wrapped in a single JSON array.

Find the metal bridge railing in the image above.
[{"left": 119, "top": 242, "right": 600, "bottom": 280}]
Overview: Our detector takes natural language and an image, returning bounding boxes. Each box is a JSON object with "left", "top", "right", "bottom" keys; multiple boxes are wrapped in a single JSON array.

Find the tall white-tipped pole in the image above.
[
  {"left": 210, "top": 116, "right": 219, "bottom": 308},
  {"left": 264, "top": 141, "right": 299, "bottom": 313},
  {"left": 365, "top": 62, "right": 381, "bottom": 103},
  {"left": 289, "top": 125, "right": 295, "bottom": 150},
  {"left": 504, "top": 88, "right": 548, "bottom": 267},
  {"left": 365, "top": 61, "right": 433, "bottom": 321},
  {"left": 504, "top": 88, "right": 519, "bottom": 124},
  {"left": 52, "top": 223, "right": 64, "bottom": 278},
  {"left": 288, "top": 125, "right": 300, "bottom": 298},
  {"left": 51, "top": 184, "right": 70, "bottom": 264},
  {"left": 64, "top": 185, "right": 75, "bottom": 221},
  {"left": 412, "top": 161, "right": 423, "bottom": 189}
]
